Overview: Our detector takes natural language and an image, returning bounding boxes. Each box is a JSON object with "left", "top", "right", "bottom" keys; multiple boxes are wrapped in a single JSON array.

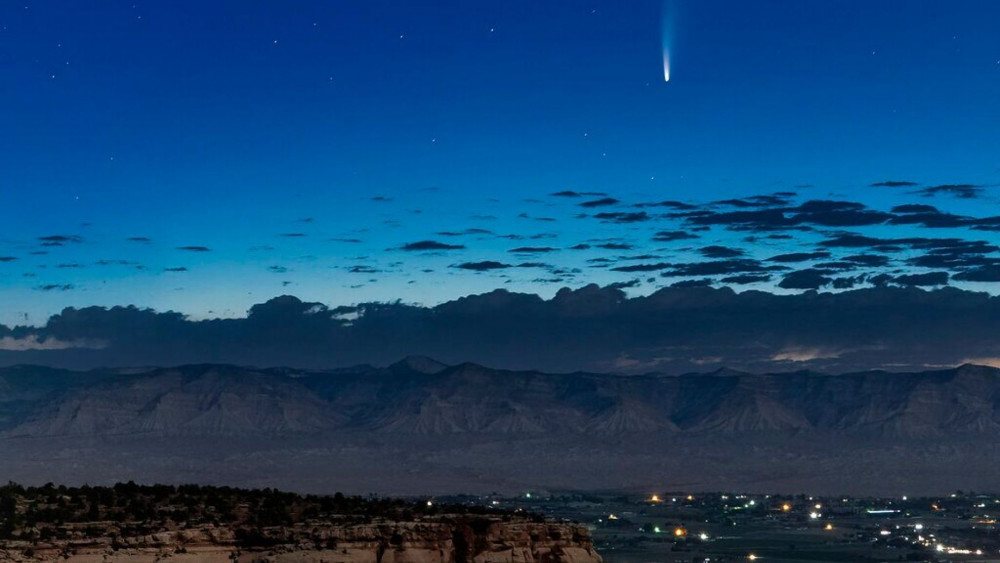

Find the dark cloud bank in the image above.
[{"left": 3, "top": 285, "right": 1000, "bottom": 374}]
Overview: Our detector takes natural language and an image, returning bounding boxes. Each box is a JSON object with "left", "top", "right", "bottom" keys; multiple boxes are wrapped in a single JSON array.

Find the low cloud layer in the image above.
[{"left": 3, "top": 286, "right": 1000, "bottom": 375}]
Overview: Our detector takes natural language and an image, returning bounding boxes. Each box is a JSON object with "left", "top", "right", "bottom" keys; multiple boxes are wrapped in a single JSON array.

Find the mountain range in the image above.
[{"left": 2, "top": 358, "right": 998, "bottom": 495}]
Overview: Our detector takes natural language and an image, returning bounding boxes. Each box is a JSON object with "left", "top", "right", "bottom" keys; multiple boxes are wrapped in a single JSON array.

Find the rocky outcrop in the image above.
[{"left": 0, "top": 517, "right": 602, "bottom": 563}]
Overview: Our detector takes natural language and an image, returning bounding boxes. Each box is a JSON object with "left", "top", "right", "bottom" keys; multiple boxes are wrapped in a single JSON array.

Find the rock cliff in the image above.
[{"left": 0, "top": 518, "right": 602, "bottom": 563}]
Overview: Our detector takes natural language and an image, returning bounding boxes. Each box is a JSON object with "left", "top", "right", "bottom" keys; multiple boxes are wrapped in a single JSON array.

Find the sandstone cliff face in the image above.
[{"left": 0, "top": 518, "right": 602, "bottom": 563}]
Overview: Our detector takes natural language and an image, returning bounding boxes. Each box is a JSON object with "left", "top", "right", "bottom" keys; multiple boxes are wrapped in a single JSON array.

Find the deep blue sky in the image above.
[{"left": 2, "top": 0, "right": 999, "bottom": 325}]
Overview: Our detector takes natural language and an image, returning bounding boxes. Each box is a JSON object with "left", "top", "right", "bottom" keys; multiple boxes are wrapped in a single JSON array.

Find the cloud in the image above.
[
  {"left": 652, "top": 230, "right": 699, "bottom": 242},
  {"left": 35, "top": 284, "right": 74, "bottom": 291},
  {"left": 399, "top": 240, "right": 465, "bottom": 251},
  {"left": 712, "top": 194, "right": 793, "bottom": 208},
  {"left": 772, "top": 346, "right": 841, "bottom": 362},
  {"left": 671, "top": 279, "right": 713, "bottom": 288},
  {"left": 778, "top": 269, "right": 833, "bottom": 290},
  {"left": 660, "top": 259, "right": 785, "bottom": 278},
  {"left": 891, "top": 204, "right": 939, "bottom": 213},
  {"left": 579, "top": 197, "right": 620, "bottom": 208},
  {"left": 7, "top": 287, "right": 1000, "bottom": 374},
  {"left": 177, "top": 246, "right": 211, "bottom": 252},
  {"left": 871, "top": 180, "right": 918, "bottom": 187},
  {"left": 790, "top": 200, "right": 892, "bottom": 226},
  {"left": 887, "top": 210, "right": 970, "bottom": 228},
  {"left": 699, "top": 245, "right": 745, "bottom": 259},
  {"left": 766, "top": 251, "right": 830, "bottom": 263},
  {"left": 892, "top": 272, "right": 949, "bottom": 287},
  {"left": 453, "top": 261, "right": 511, "bottom": 271},
  {"left": 594, "top": 242, "right": 633, "bottom": 250},
  {"left": 611, "top": 263, "right": 671, "bottom": 273},
  {"left": 953, "top": 265, "right": 1000, "bottom": 282},
  {"left": 721, "top": 274, "right": 771, "bottom": 284},
  {"left": 0, "top": 256, "right": 17, "bottom": 262},
  {"left": 914, "top": 184, "right": 984, "bottom": 199},
  {"left": 550, "top": 190, "right": 605, "bottom": 197},
  {"left": 508, "top": 246, "right": 557, "bottom": 254},
  {"left": 634, "top": 200, "right": 697, "bottom": 210},
  {"left": 591, "top": 211, "right": 651, "bottom": 223},
  {"left": 831, "top": 276, "right": 863, "bottom": 289},
  {"left": 436, "top": 228, "right": 493, "bottom": 236},
  {"left": 38, "top": 235, "right": 84, "bottom": 244},
  {"left": 126, "top": 237, "right": 152, "bottom": 243},
  {"left": 672, "top": 196, "right": 1000, "bottom": 234},
  {"left": 0, "top": 335, "right": 106, "bottom": 351},
  {"left": 842, "top": 254, "right": 890, "bottom": 267}
]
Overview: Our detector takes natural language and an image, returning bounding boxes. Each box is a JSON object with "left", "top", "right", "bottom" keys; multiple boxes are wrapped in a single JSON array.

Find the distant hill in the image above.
[{"left": 2, "top": 359, "right": 1000, "bottom": 495}]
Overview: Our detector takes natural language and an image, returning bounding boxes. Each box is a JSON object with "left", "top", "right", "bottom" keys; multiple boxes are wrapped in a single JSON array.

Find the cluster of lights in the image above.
[
  {"left": 935, "top": 544, "right": 983, "bottom": 555},
  {"left": 608, "top": 493, "right": 1000, "bottom": 561}
]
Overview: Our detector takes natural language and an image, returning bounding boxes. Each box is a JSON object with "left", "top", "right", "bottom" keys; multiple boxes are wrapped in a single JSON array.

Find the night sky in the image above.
[{"left": 2, "top": 1, "right": 1000, "bottom": 356}]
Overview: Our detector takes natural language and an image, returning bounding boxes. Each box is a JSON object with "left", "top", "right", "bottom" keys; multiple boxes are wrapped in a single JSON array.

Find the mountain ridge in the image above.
[
  {"left": 3, "top": 359, "right": 1000, "bottom": 438},
  {"left": 3, "top": 358, "right": 1000, "bottom": 494}
]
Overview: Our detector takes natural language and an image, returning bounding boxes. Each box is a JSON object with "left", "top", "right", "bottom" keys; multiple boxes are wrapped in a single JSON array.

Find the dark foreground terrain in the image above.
[
  {"left": 3, "top": 359, "right": 1000, "bottom": 494},
  {"left": 0, "top": 483, "right": 599, "bottom": 562}
]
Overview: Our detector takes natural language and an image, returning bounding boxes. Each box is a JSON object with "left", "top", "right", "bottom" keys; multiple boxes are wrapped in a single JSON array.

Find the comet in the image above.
[{"left": 661, "top": 0, "right": 673, "bottom": 82}]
